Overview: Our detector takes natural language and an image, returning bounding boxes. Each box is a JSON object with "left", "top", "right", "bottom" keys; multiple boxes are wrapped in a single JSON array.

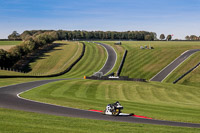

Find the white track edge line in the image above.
[
  {"left": 95, "top": 43, "right": 117, "bottom": 76},
  {"left": 161, "top": 54, "right": 194, "bottom": 82},
  {"left": 96, "top": 43, "right": 109, "bottom": 74},
  {"left": 150, "top": 50, "right": 191, "bottom": 81},
  {"left": 103, "top": 44, "right": 117, "bottom": 75},
  {"left": 16, "top": 80, "right": 93, "bottom": 113}
]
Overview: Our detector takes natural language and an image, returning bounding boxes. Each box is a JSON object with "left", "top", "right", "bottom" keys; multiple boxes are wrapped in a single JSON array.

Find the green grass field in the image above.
[
  {"left": 0, "top": 41, "right": 22, "bottom": 45},
  {"left": 21, "top": 79, "right": 200, "bottom": 123},
  {"left": 0, "top": 41, "right": 107, "bottom": 86},
  {"left": 1, "top": 41, "right": 200, "bottom": 132},
  {"left": 164, "top": 51, "right": 200, "bottom": 86},
  {"left": 0, "top": 41, "right": 22, "bottom": 51},
  {"left": 58, "top": 41, "right": 107, "bottom": 78},
  {"left": 180, "top": 66, "right": 200, "bottom": 87},
  {"left": 115, "top": 41, "right": 200, "bottom": 80},
  {"left": 0, "top": 70, "right": 25, "bottom": 75},
  {"left": 1, "top": 108, "right": 199, "bottom": 133},
  {"left": 27, "top": 41, "right": 83, "bottom": 75},
  {"left": 0, "top": 77, "right": 43, "bottom": 87}
]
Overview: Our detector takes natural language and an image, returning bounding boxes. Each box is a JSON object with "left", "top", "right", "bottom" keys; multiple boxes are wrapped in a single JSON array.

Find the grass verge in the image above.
[{"left": 0, "top": 108, "right": 200, "bottom": 133}]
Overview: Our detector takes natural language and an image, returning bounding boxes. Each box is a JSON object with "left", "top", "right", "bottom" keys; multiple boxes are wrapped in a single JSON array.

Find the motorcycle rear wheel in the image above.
[{"left": 112, "top": 109, "right": 120, "bottom": 116}]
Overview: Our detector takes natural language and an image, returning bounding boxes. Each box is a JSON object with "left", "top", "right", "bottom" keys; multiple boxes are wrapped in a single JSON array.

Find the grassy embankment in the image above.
[
  {"left": 116, "top": 41, "right": 200, "bottom": 87},
  {"left": 112, "top": 41, "right": 200, "bottom": 81},
  {"left": 0, "top": 41, "right": 21, "bottom": 51},
  {"left": 164, "top": 51, "right": 200, "bottom": 87},
  {"left": 27, "top": 41, "right": 83, "bottom": 76},
  {"left": 0, "top": 41, "right": 83, "bottom": 76},
  {"left": 0, "top": 41, "right": 84, "bottom": 86},
  {"left": 20, "top": 41, "right": 200, "bottom": 124},
  {"left": 1, "top": 108, "right": 199, "bottom": 133},
  {"left": 58, "top": 41, "right": 107, "bottom": 78},
  {"left": 0, "top": 41, "right": 107, "bottom": 86},
  {"left": 21, "top": 79, "right": 200, "bottom": 123},
  {"left": 1, "top": 41, "right": 200, "bottom": 132}
]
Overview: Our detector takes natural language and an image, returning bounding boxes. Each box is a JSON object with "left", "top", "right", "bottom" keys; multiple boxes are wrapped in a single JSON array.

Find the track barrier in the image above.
[
  {"left": 173, "top": 62, "right": 200, "bottom": 84},
  {"left": 117, "top": 50, "right": 128, "bottom": 76},
  {"left": 86, "top": 76, "right": 146, "bottom": 82}
]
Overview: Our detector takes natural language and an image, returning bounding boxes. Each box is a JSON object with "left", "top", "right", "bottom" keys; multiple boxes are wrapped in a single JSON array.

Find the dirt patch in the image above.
[{"left": 0, "top": 45, "right": 15, "bottom": 51}]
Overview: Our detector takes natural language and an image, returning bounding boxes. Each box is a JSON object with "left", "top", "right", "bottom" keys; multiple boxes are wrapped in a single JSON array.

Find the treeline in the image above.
[
  {"left": 11, "top": 30, "right": 156, "bottom": 41},
  {"left": 159, "top": 34, "right": 173, "bottom": 41},
  {"left": 185, "top": 35, "right": 200, "bottom": 41},
  {"left": 0, "top": 31, "right": 58, "bottom": 68},
  {"left": 1, "top": 30, "right": 156, "bottom": 70}
]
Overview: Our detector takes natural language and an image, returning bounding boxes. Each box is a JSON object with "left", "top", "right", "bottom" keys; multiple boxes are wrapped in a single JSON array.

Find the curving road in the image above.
[
  {"left": 0, "top": 79, "right": 200, "bottom": 128},
  {"left": 95, "top": 42, "right": 117, "bottom": 75},
  {"left": 0, "top": 44, "right": 200, "bottom": 128},
  {"left": 150, "top": 49, "right": 200, "bottom": 82}
]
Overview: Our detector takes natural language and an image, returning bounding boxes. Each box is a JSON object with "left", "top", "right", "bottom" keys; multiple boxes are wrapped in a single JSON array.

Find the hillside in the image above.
[{"left": 103, "top": 41, "right": 200, "bottom": 82}]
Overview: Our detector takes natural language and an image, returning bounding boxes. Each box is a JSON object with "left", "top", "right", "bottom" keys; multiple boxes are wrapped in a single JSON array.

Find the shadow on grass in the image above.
[{"left": 14, "top": 43, "right": 68, "bottom": 73}]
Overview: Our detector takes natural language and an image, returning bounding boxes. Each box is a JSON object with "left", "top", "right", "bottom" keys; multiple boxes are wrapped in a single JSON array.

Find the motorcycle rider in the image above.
[{"left": 104, "top": 101, "right": 123, "bottom": 115}]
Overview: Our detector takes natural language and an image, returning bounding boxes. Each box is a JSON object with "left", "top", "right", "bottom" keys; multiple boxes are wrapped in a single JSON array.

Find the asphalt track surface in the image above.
[
  {"left": 95, "top": 42, "right": 117, "bottom": 75},
  {"left": 150, "top": 49, "right": 200, "bottom": 82},
  {"left": 0, "top": 79, "right": 200, "bottom": 128},
  {"left": 0, "top": 44, "right": 200, "bottom": 128}
]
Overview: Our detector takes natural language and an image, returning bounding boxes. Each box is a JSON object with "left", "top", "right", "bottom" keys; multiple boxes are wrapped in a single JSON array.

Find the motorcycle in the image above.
[{"left": 103, "top": 101, "right": 123, "bottom": 116}]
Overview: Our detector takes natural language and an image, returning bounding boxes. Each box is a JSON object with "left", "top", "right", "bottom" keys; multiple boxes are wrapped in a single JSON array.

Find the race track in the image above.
[
  {"left": 150, "top": 49, "right": 200, "bottom": 82},
  {"left": 0, "top": 80, "right": 200, "bottom": 128},
  {"left": 95, "top": 42, "right": 117, "bottom": 75},
  {"left": 0, "top": 44, "right": 200, "bottom": 128}
]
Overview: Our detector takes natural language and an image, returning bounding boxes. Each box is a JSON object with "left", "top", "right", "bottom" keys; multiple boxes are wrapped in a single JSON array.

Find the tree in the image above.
[
  {"left": 160, "top": 34, "right": 165, "bottom": 40},
  {"left": 152, "top": 32, "right": 157, "bottom": 40},
  {"left": 8, "top": 31, "right": 21, "bottom": 40},
  {"left": 145, "top": 35, "right": 154, "bottom": 41},
  {"left": 166, "top": 35, "right": 172, "bottom": 41},
  {"left": 185, "top": 35, "right": 190, "bottom": 40},
  {"left": 190, "top": 35, "right": 197, "bottom": 40}
]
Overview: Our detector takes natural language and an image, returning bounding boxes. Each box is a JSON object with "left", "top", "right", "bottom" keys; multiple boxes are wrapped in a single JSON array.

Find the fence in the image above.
[{"left": 0, "top": 67, "right": 26, "bottom": 73}]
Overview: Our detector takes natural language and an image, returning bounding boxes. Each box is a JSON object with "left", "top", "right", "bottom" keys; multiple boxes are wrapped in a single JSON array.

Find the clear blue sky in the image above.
[{"left": 0, "top": 0, "right": 200, "bottom": 39}]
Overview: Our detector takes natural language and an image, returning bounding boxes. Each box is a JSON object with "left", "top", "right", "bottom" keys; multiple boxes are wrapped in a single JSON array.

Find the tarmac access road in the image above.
[
  {"left": 95, "top": 42, "right": 117, "bottom": 75},
  {"left": 0, "top": 79, "right": 200, "bottom": 128},
  {"left": 150, "top": 49, "right": 200, "bottom": 82}
]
